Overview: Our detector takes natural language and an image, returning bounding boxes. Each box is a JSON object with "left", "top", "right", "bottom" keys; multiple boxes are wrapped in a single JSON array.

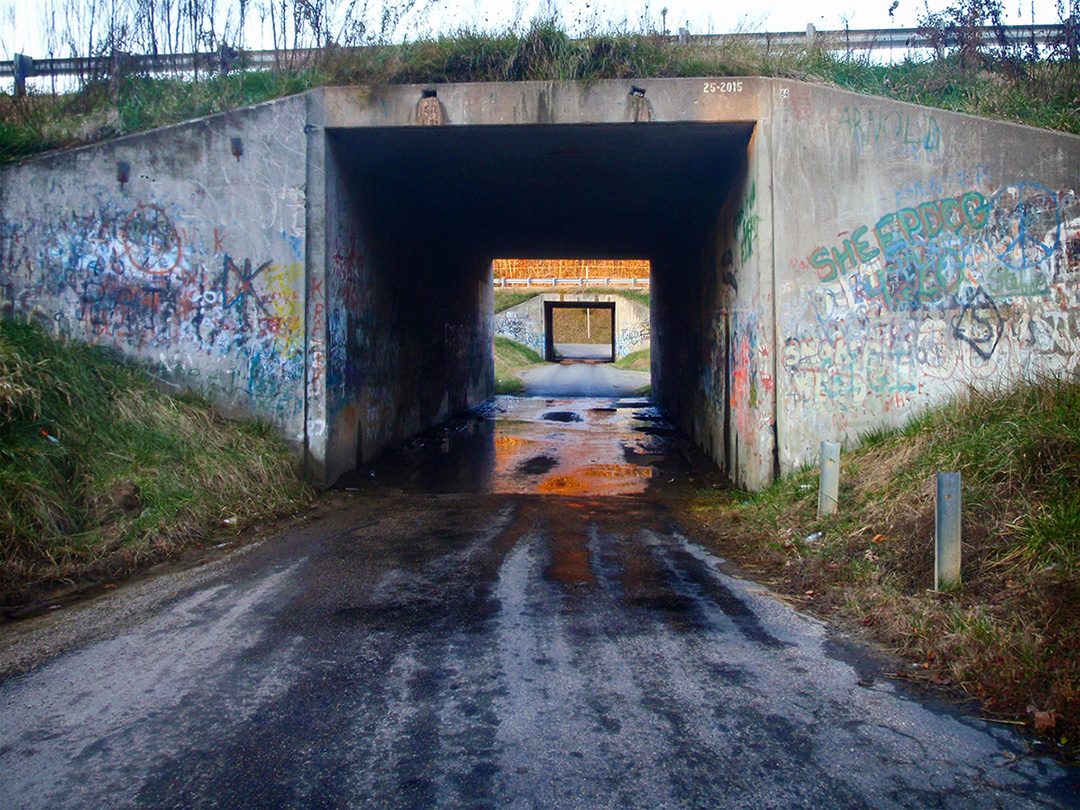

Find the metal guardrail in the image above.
[
  {"left": 497, "top": 278, "right": 650, "bottom": 288},
  {"left": 698, "top": 22, "right": 1067, "bottom": 50},
  {"left": 2, "top": 23, "right": 1071, "bottom": 83},
  {"left": 2, "top": 47, "right": 304, "bottom": 81}
]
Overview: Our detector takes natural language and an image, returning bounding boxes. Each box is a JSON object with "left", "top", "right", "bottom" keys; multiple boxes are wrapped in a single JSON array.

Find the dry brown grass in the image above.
[
  {"left": 493, "top": 259, "right": 650, "bottom": 279},
  {"left": 692, "top": 378, "right": 1080, "bottom": 752}
]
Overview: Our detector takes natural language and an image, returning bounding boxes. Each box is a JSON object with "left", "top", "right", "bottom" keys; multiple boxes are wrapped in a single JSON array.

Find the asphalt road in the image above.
[
  {"left": 554, "top": 343, "right": 613, "bottom": 361},
  {"left": 518, "top": 362, "right": 649, "bottom": 397},
  {"left": 1, "top": 398, "right": 1075, "bottom": 809}
]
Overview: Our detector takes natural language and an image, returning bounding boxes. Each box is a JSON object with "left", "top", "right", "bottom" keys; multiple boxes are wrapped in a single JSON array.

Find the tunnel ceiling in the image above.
[{"left": 328, "top": 121, "right": 754, "bottom": 261}]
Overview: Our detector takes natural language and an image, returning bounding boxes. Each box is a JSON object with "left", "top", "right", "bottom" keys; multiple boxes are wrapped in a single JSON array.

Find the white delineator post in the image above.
[
  {"left": 935, "top": 472, "right": 962, "bottom": 590},
  {"left": 817, "top": 441, "right": 841, "bottom": 517}
]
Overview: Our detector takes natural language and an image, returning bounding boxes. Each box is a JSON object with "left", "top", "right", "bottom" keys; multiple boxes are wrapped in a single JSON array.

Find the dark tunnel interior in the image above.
[
  {"left": 321, "top": 121, "right": 755, "bottom": 481},
  {"left": 328, "top": 121, "right": 754, "bottom": 261}
]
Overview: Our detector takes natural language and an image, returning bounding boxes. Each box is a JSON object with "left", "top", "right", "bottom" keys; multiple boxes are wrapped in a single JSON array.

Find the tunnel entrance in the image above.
[
  {"left": 491, "top": 257, "right": 652, "bottom": 396},
  {"left": 320, "top": 112, "right": 760, "bottom": 487},
  {"left": 545, "top": 302, "right": 615, "bottom": 362}
]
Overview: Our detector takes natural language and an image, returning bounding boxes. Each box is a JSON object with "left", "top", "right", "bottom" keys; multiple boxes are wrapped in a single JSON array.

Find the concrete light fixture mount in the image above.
[
  {"left": 417, "top": 89, "right": 444, "bottom": 126},
  {"left": 628, "top": 86, "right": 651, "bottom": 122}
]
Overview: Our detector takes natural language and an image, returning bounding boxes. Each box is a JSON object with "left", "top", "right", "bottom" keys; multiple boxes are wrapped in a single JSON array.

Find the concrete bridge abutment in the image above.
[{"left": 2, "top": 79, "right": 1077, "bottom": 489}]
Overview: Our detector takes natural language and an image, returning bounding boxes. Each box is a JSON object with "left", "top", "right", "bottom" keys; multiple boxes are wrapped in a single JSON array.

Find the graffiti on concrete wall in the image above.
[
  {"left": 807, "top": 184, "right": 1075, "bottom": 310},
  {"left": 731, "top": 306, "right": 760, "bottom": 415},
  {"left": 693, "top": 169, "right": 776, "bottom": 488},
  {"left": 494, "top": 309, "right": 542, "bottom": 352},
  {"left": 734, "top": 182, "right": 759, "bottom": 265},
  {"left": 785, "top": 177, "right": 1079, "bottom": 438},
  {"left": 307, "top": 272, "right": 327, "bottom": 395},
  {"left": 123, "top": 204, "right": 184, "bottom": 274},
  {"left": 730, "top": 302, "right": 775, "bottom": 433},
  {"left": 890, "top": 166, "right": 992, "bottom": 210},
  {"left": 838, "top": 105, "right": 942, "bottom": 160},
  {"left": 616, "top": 320, "right": 650, "bottom": 357},
  {"left": 1, "top": 196, "right": 305, "bottom": 424},
  {"left": 327, "top": 241, "right": 381, "bottom": 407}
]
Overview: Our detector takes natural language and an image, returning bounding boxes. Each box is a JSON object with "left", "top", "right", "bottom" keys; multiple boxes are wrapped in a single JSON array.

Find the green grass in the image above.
[
  {"left": 733, "top": 376, "right": 1080, "bottom": 582},
  {"left": 697, "top": 374, "right": 1080, "bottom": 746},
  {"left": 605, "top": 288, "right": 651, "bottom": 309},
  {"left": 494, "top": 291, "right": 540, "bottom": 314},
  {"left": 4, "top": 19, "right": 1074, "bottom": 162},
  {"left": 614, "top": 348, "right": 650, "bottom": 371},
  {"left": 555, "top": 287, "right": 651, "bottom": 308},
  {"left": 0, "top": 320, "right": 311, "bottom": 605},
  {"left": 899, "top": 378, "right": 1080, "bottom": 570},
  {"left": 493, "top": 336, "right": 545, "bottom": 394}
]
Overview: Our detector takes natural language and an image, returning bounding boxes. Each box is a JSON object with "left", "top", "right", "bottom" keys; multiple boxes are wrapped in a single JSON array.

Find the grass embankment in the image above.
[
  {"left": 5, "top": 19, "right": 1074, "bottom": 162},
  {"left": 0, "top": 321, "right": 311, "bottom": 609},
  {"left": 613, "top": 348, "right": 650, "bottom": 372},
  {"left": 551, "top": 307, "right": 614, "bottom": 345},
  {"left": 494, "top": 290, "right": 539, "bottom": 314},
  {"left": 493, "top": 336, "right": 545, "bottom": 395},
  {"left": 695, "top": 376, "right": 1080, "bottom": 749}
]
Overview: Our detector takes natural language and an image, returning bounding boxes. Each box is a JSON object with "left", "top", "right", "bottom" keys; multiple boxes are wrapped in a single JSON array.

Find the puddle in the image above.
[
  {"left": 518, "top": 456, "right": 558, "bottom": 476},
  {"left": 542, "top": 411, "right": 584, "bottom": 423},
  {"left": 338, "top": 396, "right": 723, "bottom": 496}
]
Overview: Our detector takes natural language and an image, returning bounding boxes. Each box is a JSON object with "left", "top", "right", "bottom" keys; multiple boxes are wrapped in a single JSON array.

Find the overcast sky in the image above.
[
  {"left": 421, "top": 0, "right": 1064, "bottom": 37},
  {"left": 1, "top": 0, "right": 1068, "bottom": 61}
]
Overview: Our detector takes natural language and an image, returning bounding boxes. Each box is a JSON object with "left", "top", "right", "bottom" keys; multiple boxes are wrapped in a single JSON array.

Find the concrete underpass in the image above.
[
  {"left": 2, "top": 78, "right": 1077, "bottom": 490},
  {"left": 319, "top": 116, "right": 753, "bottom": 484}
]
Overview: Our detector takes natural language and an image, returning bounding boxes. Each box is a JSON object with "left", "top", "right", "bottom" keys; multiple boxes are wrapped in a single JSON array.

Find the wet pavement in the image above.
[
  {"left": 1, "top": 397, "right": 1076, "bottom": 809},
  {"left": 553, "top": 342, "right": 612, "bottom": 361},
  {"left": 518, "top": 364, "right": 649, "bottom": 397},
  {"left": 339, "top": 398, "right": 709, "bottom": 498}
]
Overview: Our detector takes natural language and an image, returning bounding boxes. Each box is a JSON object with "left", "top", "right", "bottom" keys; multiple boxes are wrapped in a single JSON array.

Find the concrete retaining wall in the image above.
[
  {"left": 315, "top": 131, "right": 494, "bottom": 485},
  {"left": 0, "top": 95, "right": 310, "bottom": 448},
  {"left": 302, "top": 93, "right": 496, "bottom": 485},
  {"left": 771, "top": 82, "right": 1079, "bottom": 474}
]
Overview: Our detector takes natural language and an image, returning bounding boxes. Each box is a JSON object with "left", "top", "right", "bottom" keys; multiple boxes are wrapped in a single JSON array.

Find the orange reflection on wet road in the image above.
[{"left": 489, "top": 399, "right": 656, "bottom": 496}]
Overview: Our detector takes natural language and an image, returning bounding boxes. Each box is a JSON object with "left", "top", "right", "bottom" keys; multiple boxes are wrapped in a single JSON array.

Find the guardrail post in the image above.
[
  {"left": 935, "top": 473, "right": 962, "bottom": 589},
  {"left": 817, "top": 441, "right": 840, "bottom": 516},
  {"left": 14, "top": 54, "right": 32, "bottom": 97}
]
